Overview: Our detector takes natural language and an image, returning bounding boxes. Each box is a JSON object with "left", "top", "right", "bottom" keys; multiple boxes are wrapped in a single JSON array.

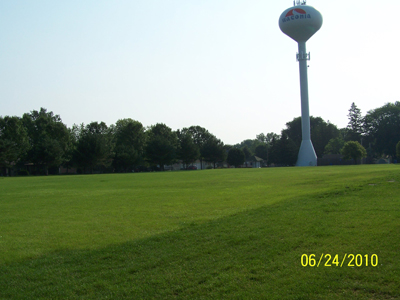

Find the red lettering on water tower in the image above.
[{"left": 285, "top": 8, "right": 306, "bottom": 17}]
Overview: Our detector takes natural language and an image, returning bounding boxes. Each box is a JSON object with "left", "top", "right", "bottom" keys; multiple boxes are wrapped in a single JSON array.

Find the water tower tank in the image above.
[{"left": 279, "top": 5, "right": 323, "bottom": 42}]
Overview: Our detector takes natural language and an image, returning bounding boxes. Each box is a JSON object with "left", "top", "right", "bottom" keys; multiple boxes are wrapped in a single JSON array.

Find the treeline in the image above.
[
  {"left": 230, "top": 102, "right": 400, "bottom": 166},
  {"left": 0, "top": 108, "right": 226, "bottom": 175},
  {"left": 1, "top": 102, "right": 400, "bottom": 175}
]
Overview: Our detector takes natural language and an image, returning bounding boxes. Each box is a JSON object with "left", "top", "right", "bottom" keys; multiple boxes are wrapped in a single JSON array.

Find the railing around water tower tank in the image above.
[{"left": 293, "top": 0, "right": 307, "bottom": 6}]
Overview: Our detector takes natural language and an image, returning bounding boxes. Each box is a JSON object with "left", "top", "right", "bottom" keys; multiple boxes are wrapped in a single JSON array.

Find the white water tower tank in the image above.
[{"left": 279, "top": 6, "right": 323, "bottom": 42}]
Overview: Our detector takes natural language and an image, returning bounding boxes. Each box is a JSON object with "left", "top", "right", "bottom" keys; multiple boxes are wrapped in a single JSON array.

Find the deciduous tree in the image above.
[
  {"left": 255, "top": 144, "right": 268, "bottom": 161},
  {"left": 176, "top": 130, "right": 199, "bottom": 168},
  {"left": 363, "top": 102, "right": 400, "bottom": 157},
  {"left": 73, "top": 122, "right": 113, "bottom": 173},
  {"left": 22, "top": 108, "right": 69, "bottom": 175},
  {"left": 341, "top": 141, "right": 367, "bottom": 164},
  {"left": 283, "top": 116, "right": 340, "bottom": 158},
  {"left": 242, "top": 146, "right": 252, "bottom": 161},
  {"left": 145, "top": 123, "right": 178, "bottom": 170},
  {"left": 324, "top": 137, "right": 345, "bottom": 155},
  {"left": 180, "top": 126, "right": 215, "bottom": 169},
  {"left": 272, "top": 133, "right": 298, "bottom": 166},
  {"left": 227, "top": 148, "right": 245, "bottom": 168},
  {"left": 201, "top": 137, "right": 226, "bottom": 169},
  {"left": 112, "top": 119, "right": 145, "bottom": 172},
  {"left": 0, "top": 116, "right": 29, "bottom": 175},
  {"left": 255, "top": 132, "right": 279, "bottom": 164},
  {"left": 234, "top": 139, "right": 263, "bottom": 155}
]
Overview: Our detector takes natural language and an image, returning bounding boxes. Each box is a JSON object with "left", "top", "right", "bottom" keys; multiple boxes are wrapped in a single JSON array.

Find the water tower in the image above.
[{"left": 279, "top": 1, "right": 323, "bottom": 166}]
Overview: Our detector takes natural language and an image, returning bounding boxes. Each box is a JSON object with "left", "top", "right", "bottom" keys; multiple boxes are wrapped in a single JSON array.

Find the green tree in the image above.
[
  {"left": 273, "top": 133, "right": 298, "bottom": 166},
  {"left": 73, "top": 122, "right": 113, "bottom": 173},
  {"left": 224, "top": 144, "right": 233, "bottom": 152},
  {"left": 396, "top": 141, "right": 400, "bottom": 160},
  {"left": 324, "top": 137, "right": 345, "bottom": 155},
  {"left": 176, "top": 130, "right": 200, "bottom": 168},
  {"left": 364, "top": 102, "right": 400, "bottom": 157},
  {"left": 22, "top": 108, "right": 70, "bottom": 175},
  {"left": 201, "top": 137, "right": 226, "bottom": 169},
  {"left": 346, "top": 102, "right": 363, "bottom": 142},
  {"left": 180, "top": 126, "right": 213, "bottom": 169},
  {"left": 0, "top": 116, "right": 30, "bottom": 175},
  {"left": 234, "top": 139, "right": 263, "bottom": 155},
  {"left": 63, "top": 124, "right": 80, "bottom": 173},
  {"left": 341, "top": 141, "right": 367, "bottom": 164},
  {"left": 242, "top": 146, "right": 252, "bottom": 161},
  {"left": 312, "top": 119, "right": 340, "bottom": 157},
  {"left": 227, "top": 148, "right": 245, "bottom": 168},
  {"left": 255, "top": 144, "right": 268, "bottom": 161},
  {"left": 256, "top": 132, "right": 280, "bottom": 144},
  {"left": 145, "top": 123, "right": 178, "bottom": 170},
  {"left": 266, "top": 133, "right": 280, "bottom": 144},
  {"left": 181, "top": 126, "right": 213, "bottom": 147},
  {"left": 283, "top": 116, "right": 340, "bottom": 158},
  {"left": 267, "top": 135, "right": 279, "bottom": 165},
  {"left": 235, "top": 139, "right": 253, "bottom": 149},
  {"left": 255, "top": 132, "right": 279, "bottom": 164},
  {"left": 112, "top": 119, "right": 145, "bottom": 172},
  {"left": 256, "top": 133, "right": 267, "bottom": 143}
]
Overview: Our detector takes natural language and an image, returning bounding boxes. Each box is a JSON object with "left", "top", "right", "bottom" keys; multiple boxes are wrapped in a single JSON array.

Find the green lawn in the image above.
[{"left": 0, "top": 165, "right": 399, "bottom": 299}]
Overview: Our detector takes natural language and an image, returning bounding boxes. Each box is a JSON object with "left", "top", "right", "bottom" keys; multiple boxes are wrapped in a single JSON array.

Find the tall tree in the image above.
[
  {"left": 256, "top": 132, "right": 280, "bottom": 144},
  {"left": 180, "top": 126, "right": 214, "bottom": 169},
  {"left": 181, "top": 126, "right": 212, "bottom": 147},
  {"left": 176, "top": 130, "right": 200, "bottom": 168},
  {"left": 234, "top": 139, "right": 263, "bottom": 155},
  {"left": 227, "top": 148, "right": 245, "bottom": 167},
  {"left": 112, "top": 119, "right": 145, "bottom": 172},
  {"left": 0, "top": 116, "right": 30, "bottom": 175},
  {"left": 63, "top": 124, "right": 80, "bottom": 173},
  {"left": 267, "top": 135, "right": 279, "bottom": 165},
  {"left": 224, "top": 144, "right": 233, "bottom": 152},
  {"left": 363, "top": 102, "right": 400, "bottom": 157},
  {"left": 266, "top": 132, "right": 280, "bottom": 144},
  {"left": 145, "top": 123, "right": 178, "bottom": 170},
  {"left": 22, "top": 108, "right": 69, "bottom": 175},
  {"left": 236, "top": 139, "right": 254, "bottom": 150},
  {"left": 256, "top": 133, "right": 267, "bottom": 143},
  {"left": 255, "top": 144, "right": 268, "bottom": 161},
  {"left": 396, "top": 141, "right": 400, "bottom": 160},
  {"left": 312, "top": 119, "right": 340, "bottom": 157},
  {"left": 73, "top": 122, "right": 113, "bottom": 173},
  {"left": 346, "top": 102, "right": 363, "bottom": 142},
  {"left": 283, "top": 116, "right": 339, "bottom": 158},
  {"left": 255, "top": 132, "right": 279, "bottom": 164},
  {"left": 201, "top": 137, "right": 226, "bottom": 169},
  {"left": 272, "top": 133, "right": 298, "bottom": 166},
  {"left": 242, "top": 146, "right": 252, "bottom": 161}
]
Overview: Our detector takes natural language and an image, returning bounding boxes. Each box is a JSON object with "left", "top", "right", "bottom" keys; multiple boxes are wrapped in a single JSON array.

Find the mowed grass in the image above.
[{"left": 0, "top": 165, "right": 399, "bottom": 299}]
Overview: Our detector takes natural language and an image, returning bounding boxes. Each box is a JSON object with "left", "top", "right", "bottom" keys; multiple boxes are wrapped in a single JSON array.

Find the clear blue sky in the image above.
[{"left": 1, "top": 1, "right": 398, "bottom": 145}]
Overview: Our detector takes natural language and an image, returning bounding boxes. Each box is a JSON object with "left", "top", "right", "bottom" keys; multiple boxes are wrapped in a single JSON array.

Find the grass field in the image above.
[{"left": 0, "top": 165, "right": 399, "bottom": 299}]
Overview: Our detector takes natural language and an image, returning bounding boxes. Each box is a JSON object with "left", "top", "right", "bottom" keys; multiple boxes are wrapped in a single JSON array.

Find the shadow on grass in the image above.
[{"left": 1, "top": 182, "right": 400, "bottom": 300}]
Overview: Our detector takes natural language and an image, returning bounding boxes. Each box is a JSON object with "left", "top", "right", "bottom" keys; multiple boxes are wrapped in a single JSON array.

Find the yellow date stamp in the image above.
[{"left": 301, "top": 254, "right": 378, "bottom": 267}]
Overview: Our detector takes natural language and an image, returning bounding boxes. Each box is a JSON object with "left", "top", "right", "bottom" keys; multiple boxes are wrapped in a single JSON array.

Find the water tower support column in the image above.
[{"left": 296, "top": 41, "right": 317, "bottom": 166}]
